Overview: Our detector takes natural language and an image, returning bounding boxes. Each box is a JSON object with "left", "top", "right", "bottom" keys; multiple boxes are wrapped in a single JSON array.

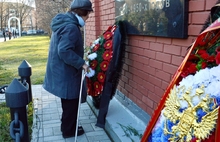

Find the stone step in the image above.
[{"left": 87, "top": 90, "right": 150, "bottom": 142}]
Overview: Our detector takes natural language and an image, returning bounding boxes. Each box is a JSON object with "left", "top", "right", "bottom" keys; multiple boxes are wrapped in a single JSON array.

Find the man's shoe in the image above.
[
  {"left": 62, "top": 126, "right": 85, "bottom": 138},
  {"left": 77, "top": 126, "right": 85, "bottom": 136}
]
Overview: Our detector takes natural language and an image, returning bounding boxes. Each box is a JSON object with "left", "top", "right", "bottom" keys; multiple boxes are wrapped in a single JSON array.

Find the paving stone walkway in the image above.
[{"left": 31, "top": 85, "right": 112, "bottom": 142}]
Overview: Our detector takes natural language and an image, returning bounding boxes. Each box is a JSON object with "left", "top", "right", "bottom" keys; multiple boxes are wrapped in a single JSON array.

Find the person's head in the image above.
[{"left": 70, "top": 0, "right": 93, "bottom": 22}]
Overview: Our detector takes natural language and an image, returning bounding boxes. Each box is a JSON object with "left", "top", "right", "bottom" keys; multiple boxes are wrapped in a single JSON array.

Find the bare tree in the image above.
[
  {"left": 0, "top": 0, "right": 4, "bottom": 30},
  {"left": 0, "top": 0, "right": 8, "bottom": 30},
  {"left": 15, "top": 0, "right": 35, "bottom": 31},
  {"left": 1, "top": 0, "right": 72, "bottom": 35},
  {"left": 0, "top": 0, "right": 34, "bottom": 32},
  {"left": 35, "top": 0, "right": 72, "bottom": 36}
]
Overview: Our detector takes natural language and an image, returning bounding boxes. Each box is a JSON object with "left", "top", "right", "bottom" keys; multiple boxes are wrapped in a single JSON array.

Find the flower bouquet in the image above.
[
  {"left": 85, "top": 21, "right": 126, "bottom": 127},
  {"left": 86, "top": 25, "right": 116, "bottom": 96},
  {"left": 86, "top": 21, "right": 126, "bottom": 108},
  {"left": 141, "top": 14, "right": 220, "bottom": 142}
]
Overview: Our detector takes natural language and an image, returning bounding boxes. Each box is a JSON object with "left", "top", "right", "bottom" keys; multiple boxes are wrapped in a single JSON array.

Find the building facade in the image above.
[
  {"left": 0, "top": 1, "right": 36, "bottom": 32},
  {"left": 85, "top": 0, "right": 217, "bottom": 118}
]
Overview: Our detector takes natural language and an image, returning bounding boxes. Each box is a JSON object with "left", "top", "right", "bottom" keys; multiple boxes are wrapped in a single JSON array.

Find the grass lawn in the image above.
[
  {"left": 0, "top": 102, "right": 33, "bottom": 142},
  {"left": 0, "top": 36, "right": 49, "bottom": 141},
  {"left": 0, "top": 36, "right": 50, "bottom": 86}
]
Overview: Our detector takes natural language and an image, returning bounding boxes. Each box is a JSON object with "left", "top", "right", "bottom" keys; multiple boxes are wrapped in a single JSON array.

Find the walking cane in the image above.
[{"left": 74, "top": 70, "right": 86, "bottom": 142}]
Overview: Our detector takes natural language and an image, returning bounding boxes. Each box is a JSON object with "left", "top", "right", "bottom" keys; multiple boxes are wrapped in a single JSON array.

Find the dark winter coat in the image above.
[{"left": 43, "top": 12, "right": 85, "bottom": 99}]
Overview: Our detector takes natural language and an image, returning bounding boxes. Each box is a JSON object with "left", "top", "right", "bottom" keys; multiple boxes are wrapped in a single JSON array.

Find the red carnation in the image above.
[
  {"left": 97, "top": 72, "right": 106, "bottom": 83},
  {"left": 181, "top": 70, "right": 189, "bottom": 78},
  {"left": 94, "top": 81, "right": 102, "bottom": 94},
  {"left": 106, "top": 25, "right": 113, "bottom": 31},
  {"left": 200, "top": 52, "right": 209, "bottom": 60},
  {"left": 188, "top": 54, "right": 199, "bottom": 61},
  {"left": 103, "top": 31, "right": 113, "bottom": 40},
  {"left": 207, "top": 55, "right": 216, "bottom": 62},
  {"left": 215, "top": 52, "right": 220, "bottom": 65},
  {"left": 215, "top": 46, "right": 220, "bottom": 65},
  {"left": 86, "top": 78, "right": 92, "bottom": 87},
  {"left": 216, "top": 46, "right": 220, "bottom": 52},
  {"left": 86, "top": 78, "right": 95, "bottom": 96},
  {"left": 100, "top": 61, "right": 109, "bottom": 71},
  {"left": 197, "top": 34, "right": 208, "bottom": 46},
  {"left": 93, "top": 44, "right": 100, "bottom": 52},
  {"left": 104, "top": 40, "right": 113, "bottom": 50},
  {"left": 201, "top": 62, "right": 207, "bottom": 69},
  {"left": 102, "top": 50, "right": 113, "bottom": 61},
  {"left": 90, "top": 60, "right": 98, "bottom": 70},
  {"left": 87, "top": 87, "right": 94, "bottom": 96},
  {"left": 181, "top": 61, "right": 193, "bottom": 77},
  {"left": 188, "top": 63, "right": 197, "bottom": 74},
  {"left": 197, "top": 49, "right": 206, "bottom": 55}
]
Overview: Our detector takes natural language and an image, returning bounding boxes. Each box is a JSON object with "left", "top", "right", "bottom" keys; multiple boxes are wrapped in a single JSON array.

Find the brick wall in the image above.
[{"left": 85, "top": 0, "right": 217, "bottom": 116}]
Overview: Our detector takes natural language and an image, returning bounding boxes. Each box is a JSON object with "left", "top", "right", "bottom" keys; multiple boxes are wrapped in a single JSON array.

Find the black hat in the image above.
[{"left": 70, "top": 0, "right": 93, "bottom": 11}]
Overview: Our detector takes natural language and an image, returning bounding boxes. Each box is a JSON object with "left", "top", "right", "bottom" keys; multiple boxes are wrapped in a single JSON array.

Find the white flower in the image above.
[
  {"left": 87, "top": 53, "right": 97, "bottom": 60},
  {"left": 90, "top": 43, "right": 96, "bottom": 49},
  {"left": 193, "top": 68, "right": 210, "bottom": 86},
  {"left": 85, "top": 61, "right": 89, "bottom": 65},
  {"left": 90, "top": 38, "right": 100, "bottom": 49},
  {"left": 94, "top": 38, "right": 100, "bottom": 44},
  {"left": 206, "top": 81, "right": 220, "bottom": 97},
  {"left": 86, "top": 68, "right": 95, "bottom": 78},
  {"left": 153, "top": 110, "right": 166, "bottom": 131},
  {"left": 178, "top": 74, "right": 194, "bottom": 89},
  {"left": 210, "top": 65, "right": 220, "bottom": 80}
]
